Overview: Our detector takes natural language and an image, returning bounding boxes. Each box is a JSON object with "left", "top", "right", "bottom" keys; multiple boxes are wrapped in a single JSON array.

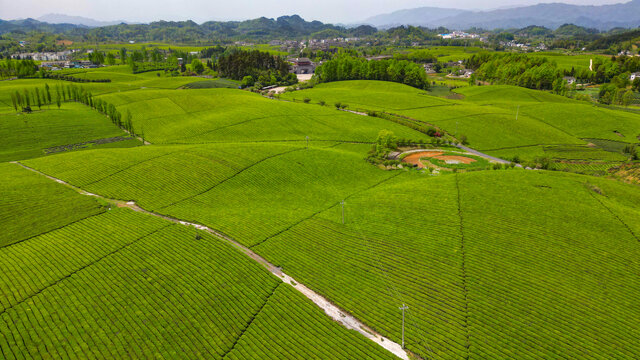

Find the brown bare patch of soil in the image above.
[
  {"left": 434, "top": 155, "right": 477, "bottom": 164},
  {"left": 402, "top": 152, "right": 443, "bottom": 168}
]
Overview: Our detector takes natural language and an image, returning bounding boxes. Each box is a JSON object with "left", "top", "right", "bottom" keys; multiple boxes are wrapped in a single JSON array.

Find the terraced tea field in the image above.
[
  {"left": 0, "top": 176, "right": 396, "bottom": 359},
  {"left": 281, "top": 81, "right": 640, "bottom": 168},
  {"left": 2, "top": 72, "right": 640, "bottom": 359},
  {"left": 97, "top": 88, "right": 429, "bottom": 144},
  {"left": 0, "top": 103, "right": 139, "bottom": 162}
]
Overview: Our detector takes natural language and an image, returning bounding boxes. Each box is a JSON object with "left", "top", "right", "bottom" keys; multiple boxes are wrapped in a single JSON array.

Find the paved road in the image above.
[{"left": 454, "top": 144, "right": 512, "bottom": 164}]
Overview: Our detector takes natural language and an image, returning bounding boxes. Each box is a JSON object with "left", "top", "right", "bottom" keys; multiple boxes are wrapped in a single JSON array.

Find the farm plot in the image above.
[
  {"left": 282, "top": 80, "right": 452, "bottom": 111},
  {"left": 0, "top": 102, "right": 137, "bottom": 162},
  {"left": 254, "top": 174, "right": 468, "bottom": 360},
  {"left": 23, "top": 143, "right": 299, "bottom": 211},
  {"left": 97, "top": 88, "right": 430, "bottom": 144},
  {"left": 161, "top": 144, "right": 398, "bottom": 247},
  {"left": 0, "top": 163, "right": 104, "bottom": 248},
  {"left": 253, "top": 170, "right": 640, "bottom": 359},
  {"left": 223, "top": 284, "right": 395, "bottom": 360},
  {"left": 285, "top": 81, "right": 640, "bottom": 163},
  {"left": 0, "top": 212, "right": 394, "bottom": 359},
  {"left": 517, "top": 102, "right": 640, "bottom": 143},
  {"left": 458, "top": 171, "right": 640, "bottom": 359},
  {"left": 0, "top": 208, "right": 167, "bottom": 311},
  {"left": 454, "top": 85, "right": 574, "bottom": 104},
  {"left": 23, "top": 143, "right": 397, "bottom": 247}
]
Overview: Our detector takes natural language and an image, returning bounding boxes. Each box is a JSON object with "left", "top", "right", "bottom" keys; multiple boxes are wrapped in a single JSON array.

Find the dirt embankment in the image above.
[{"left": 402, "top": 152, "right": 443, "bottom": 168}]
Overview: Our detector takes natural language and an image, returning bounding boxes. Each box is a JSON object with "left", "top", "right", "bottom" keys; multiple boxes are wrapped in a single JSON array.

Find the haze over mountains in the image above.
[
  {"left": 362, "top": 0, "right": 640, "bottom": 30},
  {"left": 37, "top": 14, "right": 129, "bottom": 27},
  {"left": 4, "top": 1, "right": 640, "bottom": 32}
]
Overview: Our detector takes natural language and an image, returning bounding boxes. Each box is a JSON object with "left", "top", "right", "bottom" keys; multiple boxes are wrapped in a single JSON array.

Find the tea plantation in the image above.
[{"left": 1, "top": 71, "right": 640, "bottom": 359}]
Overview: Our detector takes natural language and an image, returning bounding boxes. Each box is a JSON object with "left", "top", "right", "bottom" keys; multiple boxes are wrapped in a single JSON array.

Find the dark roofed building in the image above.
[{"left": 289, "top": 58, "right": 316, "bottom": 74}]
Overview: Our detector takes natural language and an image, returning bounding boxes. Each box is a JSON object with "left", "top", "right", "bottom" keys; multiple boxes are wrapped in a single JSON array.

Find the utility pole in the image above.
[
  {"left": 399, "top": 304, "right": 408, "bottom": 349},
  {"left": 306, "top": 136, "right": 310, "bottom": 149},
  {"left": 341, "top": 200, "right": 345, "bottom": 224},
  {"left": 516, "top": 105, "right": 520, "bottom": 121}
]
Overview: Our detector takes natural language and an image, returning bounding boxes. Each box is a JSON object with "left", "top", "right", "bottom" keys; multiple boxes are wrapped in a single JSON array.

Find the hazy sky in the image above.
[{"left": 1, "top": 0, "right": 629, "bottom": 24}]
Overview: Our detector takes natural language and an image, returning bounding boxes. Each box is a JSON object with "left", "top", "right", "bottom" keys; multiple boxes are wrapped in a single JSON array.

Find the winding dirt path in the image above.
[{"left": 11, "top": 161, "right": 409, "bottom": 360}]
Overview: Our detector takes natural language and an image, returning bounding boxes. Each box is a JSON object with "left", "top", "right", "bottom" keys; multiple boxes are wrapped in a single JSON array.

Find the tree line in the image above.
[
  {"left": 10, "top": 83, "right": 138, "bottom": 137},
  {"left": 314, "top": 55, "right": 430, "bottom": 89},
  {"left": 0, "top": 58, "right": 38, "bottom": 79},
  {"left": 215, "top": 49, "right": 297, "bottom": 88},
  {"left": 465, "top": 52, "right": 563, "bottom": 91}
]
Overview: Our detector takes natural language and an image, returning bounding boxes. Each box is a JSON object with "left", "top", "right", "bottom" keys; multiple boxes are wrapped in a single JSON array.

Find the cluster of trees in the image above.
[
  {"left": 466, "top": 53, "right": 563, "bottom": 90},
  {"left": 598, "top": 84, "right": 636, "bottom": 106},
  {"left": 577, "top": 56, "right": 640, "bottom": 84},
  {"left": 10, "top": 82, "right": 138, "bottom": 136},
  {"left": 42, "top": 72, "right": 111, "bottom": 83},
  {"left": 10, "top": 83, "right": 58, "bottom": 112},
  {"left": 61, "top": 84, "right": 137, "bottom": 135},
  {"left": 216, "top": 50, "right": 296, "bottom": 88},
  {"left": 0, "top": 58, "right": 37, "bottom": 79},
  {"left": 393, "top": 50, "right": 438, "bottom": 64},
  {"left": 315, "top": 55, "right": 430, "bottom": 89},
  {"left": 119, "top": 47, "right": 182, "bottom": 74}
]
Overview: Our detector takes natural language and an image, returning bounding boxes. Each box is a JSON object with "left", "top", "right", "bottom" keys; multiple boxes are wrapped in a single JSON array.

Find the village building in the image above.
[
  {"left": 289, "top": 57, "right": 315, "bottom": 74},
  {"left": 40, "top": 61, "right": 70, "bottom": 69},
  {"left": 630, "top": 72, "right": 640, "bottom": 81},
  {"left": 563, "top": 76, "right": 577, "bottom": 85}
]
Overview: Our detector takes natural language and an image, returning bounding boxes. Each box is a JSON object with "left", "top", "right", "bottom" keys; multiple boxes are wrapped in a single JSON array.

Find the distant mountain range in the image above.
[
  {"left": 362, "top": 0, "right": 640, "bottom": 30},
  {"left": 37, "top": 14, "right": 129, "bottom": 27}
]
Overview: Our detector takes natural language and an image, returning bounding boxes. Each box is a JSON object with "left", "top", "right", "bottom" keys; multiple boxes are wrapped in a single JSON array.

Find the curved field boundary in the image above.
[
  {"left": 158, "top": 147, "right": 305, "bottom": 210},
  {"left": 12, "top": 161, "right": 409, "bottom": 360}
]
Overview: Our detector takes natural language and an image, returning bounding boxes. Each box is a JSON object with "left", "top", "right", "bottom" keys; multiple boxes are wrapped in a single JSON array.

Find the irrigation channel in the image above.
[{"left": 11, "top": 161, "right": 410, "bottom": 360}]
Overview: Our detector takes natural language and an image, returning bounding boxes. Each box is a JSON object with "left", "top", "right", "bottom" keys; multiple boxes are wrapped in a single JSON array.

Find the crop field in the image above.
[
  {"left": 0, "top": 163, "right": 105, "bottom": 248},
  {"left": 23, "top": 143, "right": 301, "bottom": 211},
  {"left": 283, "top": 82, "right": 640, "bottom": 164},
  {"left": 24, "top": 143, "right": 397, "bottom": 245},
  {"left": 2, "top": 65, "right": 640, "bottom": 360},
  {"left": 255, "top": 170, "right": 640, "bottom": 359},
  {"left": 22, "top": 137, "right": 640, "bottom": 358},
  {"left": 0, "top": 103, "right": 139, "bottom": 162},
  {"left": 96, "top": 88, "right": 430, "bottom": 144},
  {"left": 0, "top": 207, "right": 393, "bottom": 359},
  {"left": 527, "top": 52, "right": 609, "bottom": 71}
]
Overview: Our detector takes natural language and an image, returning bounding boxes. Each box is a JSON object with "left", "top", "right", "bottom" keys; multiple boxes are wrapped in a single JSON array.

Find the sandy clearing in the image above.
[
  {"left": 402, "top": 152, "right": 443, "bottom": 168},
  {"left": 434, "top": 155, "right": 476, "bottom": 164}
]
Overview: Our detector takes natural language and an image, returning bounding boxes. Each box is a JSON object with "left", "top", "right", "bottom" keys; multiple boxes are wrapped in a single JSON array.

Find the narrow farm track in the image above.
[
  {"left": 454, "top": 174, "right": 472, "bottom": 358},
  {"left": 454, "top": 144, "right": 512, "bottom": 165},
  {"left": 11, "top": 161, "right": 410, "bottom": 360}
]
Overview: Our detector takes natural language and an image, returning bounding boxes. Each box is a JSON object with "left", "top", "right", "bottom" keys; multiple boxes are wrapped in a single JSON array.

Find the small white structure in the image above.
[
  {"left": 630, "top": 72, "right": 640, "bottom": 81},
  {"left": 563, "top": 76, "right": 576, "bottom": 85}
]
